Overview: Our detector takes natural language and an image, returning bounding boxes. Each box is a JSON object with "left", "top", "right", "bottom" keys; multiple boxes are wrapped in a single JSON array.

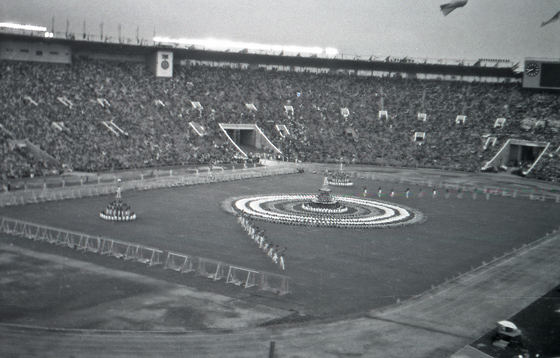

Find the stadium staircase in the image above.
[{"left": 8, "top": 139, "right": 57, "bottom": 166}]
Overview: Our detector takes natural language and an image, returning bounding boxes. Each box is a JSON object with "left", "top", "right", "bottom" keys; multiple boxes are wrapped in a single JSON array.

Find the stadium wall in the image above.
[
  {"left": 0, "top": 39, "right": 71, "bottom": 64},
  {"left": 73, "top": 50, "right": 146, "bottom": 63}
]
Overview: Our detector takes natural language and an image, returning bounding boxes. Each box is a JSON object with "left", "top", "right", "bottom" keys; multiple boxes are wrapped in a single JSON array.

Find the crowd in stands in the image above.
[
  {"left": 527, "top": 148, "right": 560, "bottom": 181},
  {"left": 1, "top": 56, "right": 559, "bottom": 182}
]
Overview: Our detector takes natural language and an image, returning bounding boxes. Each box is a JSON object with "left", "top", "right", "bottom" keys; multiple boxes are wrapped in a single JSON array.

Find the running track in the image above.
[{"left": 2, "top": 231, "right": 559, "bottom": 358}]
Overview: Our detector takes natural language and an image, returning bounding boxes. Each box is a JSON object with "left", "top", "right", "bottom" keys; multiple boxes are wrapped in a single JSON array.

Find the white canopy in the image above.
[{"left": 497, "top": 321, "right": 518, "bottom": 330}]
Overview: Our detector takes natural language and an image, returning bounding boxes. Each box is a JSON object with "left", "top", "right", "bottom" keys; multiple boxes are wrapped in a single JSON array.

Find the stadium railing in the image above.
[
  {"left": 226, "top": 266, "right": 260, "bottom": 289},
  {"left": 164, "top": 252, "right": 196, "bottom": 273},
  {"left": 0, "top": 217, "right": 163, "bottom": 266},
  {"left": 0, "top": 165, "right": 298, "bottom": 207},
  {"left": 302, "top": 165, "right": 560, "bottom": 202},
  {"left": 0, "top": 216, "right": 291, "bottom": 295}
]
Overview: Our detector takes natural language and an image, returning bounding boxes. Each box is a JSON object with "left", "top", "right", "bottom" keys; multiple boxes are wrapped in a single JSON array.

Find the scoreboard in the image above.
[{"left": 523, "top": 58, "right": 560, "bottom": 90}]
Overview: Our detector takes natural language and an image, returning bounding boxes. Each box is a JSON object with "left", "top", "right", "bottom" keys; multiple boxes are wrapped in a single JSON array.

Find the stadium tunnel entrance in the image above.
[
  {"left": 219, "top": 123, "right": 282, "bottom": 159},
  {"left": 509, "top": 143, "right": 543, "bottom": 166},
  {"left": 483, "top": 139, "right": 549, "bottom": 174}
]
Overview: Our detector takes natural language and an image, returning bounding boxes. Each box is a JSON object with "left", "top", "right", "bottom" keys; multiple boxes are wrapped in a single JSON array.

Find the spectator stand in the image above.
[{"left": 1, "top": 59, "right": 560, "bottom": 180}]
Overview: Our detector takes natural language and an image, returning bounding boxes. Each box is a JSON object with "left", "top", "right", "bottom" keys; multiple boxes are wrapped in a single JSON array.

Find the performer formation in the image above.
[{"left": 100, "top": 180, "right": 137, "bottom": 221}]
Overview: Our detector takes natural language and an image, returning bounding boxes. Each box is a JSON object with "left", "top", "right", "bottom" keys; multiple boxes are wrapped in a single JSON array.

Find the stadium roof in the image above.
[{"left": 0, "top": 32, "right": 521, "bottom": 79}]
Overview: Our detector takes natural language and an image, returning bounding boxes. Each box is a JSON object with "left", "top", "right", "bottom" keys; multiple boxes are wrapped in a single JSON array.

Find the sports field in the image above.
[{"left": 2, "top": 165, "right": 559, "bottom": 332}]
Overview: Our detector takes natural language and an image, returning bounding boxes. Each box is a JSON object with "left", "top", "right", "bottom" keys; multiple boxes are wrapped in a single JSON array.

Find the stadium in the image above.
[{"left": 1, "top": 4, "right": 560, "bottom": 358}]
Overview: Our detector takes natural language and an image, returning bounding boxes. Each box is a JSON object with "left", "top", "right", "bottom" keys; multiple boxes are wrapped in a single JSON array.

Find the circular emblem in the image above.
[
  {"left": 525, "top": 63, "right": 539, "bottom": 77},
  {"left": 161, "top": 60, "right": 170, "bottom": 70}
]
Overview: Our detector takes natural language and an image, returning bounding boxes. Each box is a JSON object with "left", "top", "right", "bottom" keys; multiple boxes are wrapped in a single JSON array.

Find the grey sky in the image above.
[{"left": 2, "top": 0, "right": 559, "bottom": 63}]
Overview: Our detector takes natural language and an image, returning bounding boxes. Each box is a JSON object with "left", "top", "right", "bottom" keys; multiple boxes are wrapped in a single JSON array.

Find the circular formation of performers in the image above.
[
  {"left": 100, "top": 200, "right": 137, "bottom": 221},
  {"left": 302, "top": 186, "right": 349, "bottom": 214},
  {"left": 301, "top": 202, "right": 348, "bottom": 214},
  {"left": 232, "top": 194, "right": 423, "bottom": 229}
]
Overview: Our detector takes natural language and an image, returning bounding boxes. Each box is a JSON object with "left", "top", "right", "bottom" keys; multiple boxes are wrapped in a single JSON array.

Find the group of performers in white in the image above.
[
  {"left": 238, "top": 212, "right": 286, "bottom": 270},
  {"left": 367, "top": 187, "right": 418, "bottom": 199},
  {"left": 240, "top": 197, "right": 366, "bottom": 228},
  {"left": 99, "top": 182, "right": 137, "bottom": 221},
  {"left": 100, "top": 200, "right": 137, "bottom": 221},
  {"left": 369, "top": 187, "right": 465, "bottom": 199},
  {"left": 301, "top": 203, "right": 348, "bottom": 214},
  {"left": 327, "top": 172, "right": 353, "bottom": 186}
]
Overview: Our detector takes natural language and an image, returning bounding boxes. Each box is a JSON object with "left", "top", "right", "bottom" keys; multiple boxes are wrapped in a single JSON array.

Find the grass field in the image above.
[{"left": 1, "top": 168, "right": 559, "bottom": 328}]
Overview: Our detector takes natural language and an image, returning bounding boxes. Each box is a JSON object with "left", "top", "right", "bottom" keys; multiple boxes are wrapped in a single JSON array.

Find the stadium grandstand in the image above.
[{"left": 1, "top": 31, "right": 559, "bottom": 184}]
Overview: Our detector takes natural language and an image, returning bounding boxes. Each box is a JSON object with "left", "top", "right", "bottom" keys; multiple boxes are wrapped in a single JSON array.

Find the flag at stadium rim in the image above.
[
  {"left": 541, "top": 10, "right": 560, "bottom": 27},
  {"left": 440, "top": 0, "right": 468, "bottom": 16}
]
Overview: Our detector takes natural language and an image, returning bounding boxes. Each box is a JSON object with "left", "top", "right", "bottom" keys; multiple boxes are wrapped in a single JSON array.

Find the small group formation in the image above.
[
  {"left": 327, "top": 172, "right": 354, "bottom": 187},
  {"left": 100, "top": 200, "right": 137, "bottom": 221},
  {"left": 238, "top": 212, "right": 286, "bottom": 270}
]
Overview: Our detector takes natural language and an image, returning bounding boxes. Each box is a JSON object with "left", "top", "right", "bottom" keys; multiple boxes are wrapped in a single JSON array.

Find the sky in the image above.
[{"left": 1, "top": 0, "right": 560, "bottom": 64}]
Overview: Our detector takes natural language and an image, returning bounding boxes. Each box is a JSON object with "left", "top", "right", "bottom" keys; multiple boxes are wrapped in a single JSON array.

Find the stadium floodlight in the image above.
[
  {"left": 153, "top": 36, "right": 337, "bottom": 56},
  {"left": 0, "top": 22, "right": 47, "bottom": 32}
]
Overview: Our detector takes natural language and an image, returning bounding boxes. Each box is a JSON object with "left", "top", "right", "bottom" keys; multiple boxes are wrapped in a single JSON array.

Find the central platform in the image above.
[{"left": 302, "top": 178, "right": 348, "bottom": 214}]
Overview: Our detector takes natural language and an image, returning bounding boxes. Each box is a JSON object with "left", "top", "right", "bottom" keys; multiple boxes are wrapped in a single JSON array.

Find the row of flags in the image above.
[{"left": 440, "top": 0, "right": 560, "bottom": 28}]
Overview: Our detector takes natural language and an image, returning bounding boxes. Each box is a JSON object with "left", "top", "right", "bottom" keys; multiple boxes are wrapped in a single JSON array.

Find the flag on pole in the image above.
[{"left": 541, "top": 10, "right": 560, "bottom": 27}]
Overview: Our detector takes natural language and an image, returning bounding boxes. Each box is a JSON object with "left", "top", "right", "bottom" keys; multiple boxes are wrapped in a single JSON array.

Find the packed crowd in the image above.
[
  {"left": 527, "top": 149, "right": 560, "bottom": 182},
  {"left": 1, "top": 58, "right": 559, "bottom": 181}
]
